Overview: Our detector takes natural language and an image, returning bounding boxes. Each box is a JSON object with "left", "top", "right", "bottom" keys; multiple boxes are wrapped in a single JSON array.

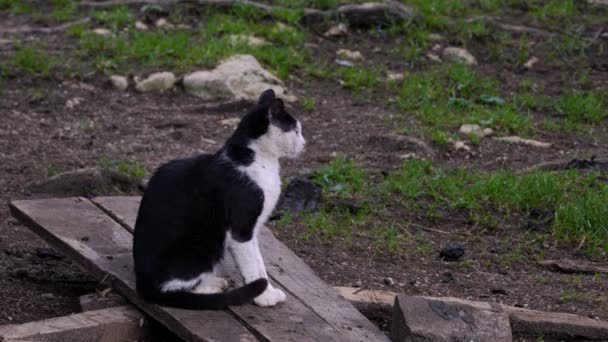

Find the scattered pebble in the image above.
[
  {"left": 454, "top": 141, "right": 470, "bottom": 151},
  {"left": 383, "top": 277, "right": 395, "bottom": 286},
  {"left": 324, "top": 23, "right": 348, "bottom": 38},
  {"left": 493, "top": 136, "right": 552, "bottom": 148},
  {"left": 386, "top": 71, "right": 404, "bottom": 82},
  {"left": 41, "top": 293, "right": 55, "bottom": 300},
  {"left": 336, "top": 49, "right": 364, "bottom": 61},
  {"left": 354, "top": 280, "right": 362, "bottom": 288},
  {"left": 335, "top": 59, "right": 354, "bottom": 67},
  {"left": 523, "top": 56, "right": 539, "bottom": 69},
  {"left": 426, "top": 53, "right": 442, "bottom": 63},
  {"left": 135, "top": 71, "right": 176, "bottom": 92},
  {"left": 135, "top": 21, "right": 148, "bottom": 30},
  {"left": 440, "top": 243, "right": 465, "bottom": 261},
  {"left": 155, "top": 18, "right": 174, "bottom": 29},
  {"left": 220, "top": 117, "right": 241, "bottom": 127},
  {"left": 428, "top": 33, "right": 444, "bottom": 41},
  {"left": 442, "top": 47, "right": 478, "bottom": 65},
  {"left": 459, "top": 124, "right": 493, "bottom": 137},
  {"left": 92, "top": 28, "right": 111, "bottom": 36},
  {"left": 110, "top": 75, "right": 128, "bottom": 91},
  {"left": 65, "top": 97, "right": 83, "bottom": 109}
]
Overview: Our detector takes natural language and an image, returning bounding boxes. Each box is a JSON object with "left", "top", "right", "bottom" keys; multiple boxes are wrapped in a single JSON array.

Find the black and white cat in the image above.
[{"left": 133, "top": 89, "right": 305, "bottom": 309}]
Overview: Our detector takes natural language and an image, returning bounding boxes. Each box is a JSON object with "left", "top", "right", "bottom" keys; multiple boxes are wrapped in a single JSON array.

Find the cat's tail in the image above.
[{"left": 142, "top": 278, "right": 268, "bottom": 310}]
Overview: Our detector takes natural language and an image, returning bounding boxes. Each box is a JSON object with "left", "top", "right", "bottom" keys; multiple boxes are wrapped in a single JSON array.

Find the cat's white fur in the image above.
[{"left": 159, "top": 118, "right": 305, "bottom": 307}]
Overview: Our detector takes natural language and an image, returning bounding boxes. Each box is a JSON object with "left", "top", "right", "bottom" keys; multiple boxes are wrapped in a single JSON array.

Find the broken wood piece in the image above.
[
  {"left": 539, "top": 259, "right": 608, "bottom": 275},
  {"left": 11, "top": 197, "right": 388, "bottom": 342},
  {"left": 390, "top": 295, "right": 512, "bottom": 342},
  {"left": 336, "top": 287, "right": 608, "bottom": 340},
  {"left": 0, "top": 306, "right": 145, "bottom": 342}
]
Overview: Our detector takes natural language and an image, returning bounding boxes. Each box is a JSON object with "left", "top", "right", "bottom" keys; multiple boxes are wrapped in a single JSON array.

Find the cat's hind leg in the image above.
[{"left": 190, "top": 273, "right": 229, "bottom": 294}]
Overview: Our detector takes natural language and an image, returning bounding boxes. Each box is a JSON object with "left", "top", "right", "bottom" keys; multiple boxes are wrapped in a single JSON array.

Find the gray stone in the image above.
[
  {"left": 228, "top": 34, "right": 267, "bottom": 47},
  {"left": 336, "top": 49, "right": 364, "bottom": 61},
  {"left": 183, "top": 54, "right": 296, "bottom": 103},
  {"left": 459, "top": 124, "right": 493, "bottom": 137},
  {"left": 442, "top": 47, "right": 478, "bottom": 65},
  {"left": 391, "top": 295, "right": 512, "bottom": 342},
  {"left": 25, "top": 168, "right": 143, "bottom": 196},
  {"left": 135, "top": 72, "right": 176, "bottom": 92}
]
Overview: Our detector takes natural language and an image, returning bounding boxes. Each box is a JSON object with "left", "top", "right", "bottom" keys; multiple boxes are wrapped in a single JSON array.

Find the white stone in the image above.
[
  {"left": 454, "top": 141, "right": 470, "bottom": 151},
  {"left": 92, "top": 28, "right": 111, "bottom": 36},
  {"left": 336, "top": 49, "right": 364, "bottom": 61},
  {"left": 220, "top": 118, "right": 241, "bottom": 127},
  {"left": 135, "top": 21, "right": 148, "bottom": 30},
  {"left": 459, "top": 124, "right": 493, "bottom": 137},
  {"left": 183, "top": 54, "right": 296, "bottom": 103},
  {"left": 155, "top": 18, "right": 174, "bottom": 29},
  {"left": 324, "top": 24, "right": 348, "bottom": 38},
  {"left": 135, "top": 72, "right": 176, "bottom": 92},
  {"left": 110, "top": 75, "right": 128, "bottom": 91},
  {"left": 442, "top": 47, "right": 478, "bottom": 65},
  {"left": 65, "top": 97, "right": 83, "bottom": 109},
  {"left": 228, "top": 34, "right": 267, "bottom": 47},
  {"left": 523, "top": 56, "right": 539, "bottom": 69},
  {"left": 426, "top": 53, "right": 442, "bottom": 63},
  {"left": 387, "top": 72, "right": 404, "bottom": 82}
]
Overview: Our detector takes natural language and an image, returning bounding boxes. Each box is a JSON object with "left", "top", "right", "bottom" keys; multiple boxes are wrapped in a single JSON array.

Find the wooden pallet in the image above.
[{"left": 10, "top": 196, "right": 389, "bottom": 342}]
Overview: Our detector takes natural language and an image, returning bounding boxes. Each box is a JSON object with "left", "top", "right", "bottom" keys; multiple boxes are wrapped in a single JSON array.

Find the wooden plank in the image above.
[
  {"left": 9, "top": 198, "right": 256, "bottom": 342},
  {"left": 93, "top": 196, "right": 389, "bottom": 342},
  {"left": 0, "top": 306, "right": 144, "bottom": 342}
]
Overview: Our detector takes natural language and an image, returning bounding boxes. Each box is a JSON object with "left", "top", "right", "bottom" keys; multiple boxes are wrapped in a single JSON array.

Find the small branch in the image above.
[
  {"left": 408, "top": 222, "right": 469, "bottom": 236},
  {"left": 0, "top": 17, "right": 91, "bottom": 35}
]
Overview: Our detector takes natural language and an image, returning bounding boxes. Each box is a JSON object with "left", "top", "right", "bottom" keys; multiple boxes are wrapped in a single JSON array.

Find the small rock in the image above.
[
  {"left": 41, "top": 293, "right": 55, "bottom": 300},
  {"left": 442, "top": 47, "right": 477, "bottom": 65},
  {"left": 387, "top": 71, "right": 404, "bottom": 82},
  {"left": 523, "top": 56, "right": 539, "bottom": 69},
  {"left": 273, "top": 178, "right": 322, "bottom": 219},
  {"left": 335, "top": 59, "right": 355, "bottom": 67},
  {"left": 354, "top": 280, "right": 362, "bottom": 288},
  {"left": 383, "top": 277, "right": 395, "bottom": 286},
  {"left": 155, "top": 18, "right": 174, "bottom": 29},
  {"left": 428, "top": 33, "right": 444, "bottom": 41},
  {"left": 220, "top": 117, "right": 241, "bottom": 127},
  {"left": 183, "top": 55, "right": 296, "bottom": 103},
  {"left": 324, "top": 23, "right": 348, "bottom": 38},
  {"left": 336, "top": 49, "right": 364, "bottom": 61},
  {"left": 110, "top": 75, "right": 128, "bottom": 91},
  {"left": 35, "top": 247, "right": 65, "bottom": 260},
  {"left": 440, "top": 243, "right": 465, "bottom": 261},
  {"left": 135, "top": 72, "right": 176, "bottom": 92},
  {"left": 453, "top": 141, "right": 470, "bottom": 151},
  {"left": 65, "top": 97, "right": 83, "bottom": 109},
  {"left": 92, "top": 28, "right": 111, "bottom": 36},
  {"left": 493, "top": 136, "right": 551, "bottom": 148},
  {"left": 135, "top": 21, "right": 148, "bottom": 30},
  {"left": 228, "top": 34, "right": 268, "bottom": 47},
  {"left": 459, "top": 124, "right": 493, "bottom": 137},
  {"left": 426, "top": 53, "right": 442, "bottom": 63}
]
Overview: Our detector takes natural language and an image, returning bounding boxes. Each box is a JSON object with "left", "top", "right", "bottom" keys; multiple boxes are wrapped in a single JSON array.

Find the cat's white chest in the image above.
[{"left": 240, "top": 157, "right": 281, "bottom": 228}]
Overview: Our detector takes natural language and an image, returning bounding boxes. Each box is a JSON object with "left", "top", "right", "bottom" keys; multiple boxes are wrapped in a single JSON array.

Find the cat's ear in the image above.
[
  {"left": 268, "top": 98, "right": 285, "bottom": 121},
  {"left": 258, "top": 89, "right": 276, "bottom": 106}
]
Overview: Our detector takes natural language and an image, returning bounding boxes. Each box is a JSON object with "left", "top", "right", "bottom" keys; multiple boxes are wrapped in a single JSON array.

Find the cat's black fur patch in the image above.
[{"left": 133, "top": 89, "right": 299, "bottom": 310}]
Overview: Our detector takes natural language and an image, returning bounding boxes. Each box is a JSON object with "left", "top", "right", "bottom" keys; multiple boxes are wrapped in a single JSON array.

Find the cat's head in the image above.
[{"left": 232, "top": 89, "right": 305, "bottom": 160}]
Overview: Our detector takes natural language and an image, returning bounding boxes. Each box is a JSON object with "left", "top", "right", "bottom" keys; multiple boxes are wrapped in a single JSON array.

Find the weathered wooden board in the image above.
[
  {"left": 93, "top": 196, "right": 390, "bottom": 342},
  {"left": 9, "top": 198, "right": 256, "bottom": 342},
  {"left": 0, "top": 306, "right": 144, "bottom": 342}
]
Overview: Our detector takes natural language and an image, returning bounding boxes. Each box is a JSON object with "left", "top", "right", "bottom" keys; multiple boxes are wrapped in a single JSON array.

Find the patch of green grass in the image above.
[
  {"left": 92, "top": 6, "right": 133, "bottom": 31},
  {"left": 302, "top": 97, "right": 316, "bottom": 112},
  {"left": 335, "top": 67, "right": 381, "bottom": 93},
  {"left": 98, "top": 157, "right": 146, "bottom": 182},
  {"left": 51, "top": 0, "right": 77, "bottom": 23},
  {"left": 556, "top": 91, "right": 607, "bottom": 124},
  {"left": 312, "top": 155, "right": 365, "bottom": 196},
  {"left": 76, "top": 13, "right": 307, "bottom": 78},
  {"left": 0, "top": 0, "right": 32, "bottom": 14},
  {"left": 11, "top": 47, "right": 55, "bottom": 77}
]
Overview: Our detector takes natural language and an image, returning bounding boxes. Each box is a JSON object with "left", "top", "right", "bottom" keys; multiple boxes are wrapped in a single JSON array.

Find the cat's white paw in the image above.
[
  {"left": 254, "top": 287, "right": 286, "bottom": 307},
  {"left": 191, "top": 277, "right": 229, "bottom": 294}
]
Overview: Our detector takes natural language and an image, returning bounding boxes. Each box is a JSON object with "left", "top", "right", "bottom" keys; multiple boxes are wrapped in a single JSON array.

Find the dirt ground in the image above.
[{"left": 1, "top": 1, "right": 608, "bottom": 340}]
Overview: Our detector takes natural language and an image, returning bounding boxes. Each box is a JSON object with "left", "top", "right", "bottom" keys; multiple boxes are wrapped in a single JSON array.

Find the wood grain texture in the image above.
[
  {"left": 92, "top": 196, "right": 388, "bottom": 342},
  {"left": 9, "top": 198, "right": 255, "bottom": 342},
  {"left": 0, "top": 306, "right": 143, "bottom": 342}
]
